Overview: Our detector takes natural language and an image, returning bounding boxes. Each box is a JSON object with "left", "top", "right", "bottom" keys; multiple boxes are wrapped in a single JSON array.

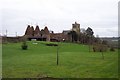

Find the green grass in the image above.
[
  {"left": 2, "top": 41, "right": 118, "bottom": 78},
  {"left": 0, "top": 43, "right": 2, "bottom": 78}
]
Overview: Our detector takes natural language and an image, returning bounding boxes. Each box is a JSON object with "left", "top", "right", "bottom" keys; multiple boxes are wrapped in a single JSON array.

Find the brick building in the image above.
[{"left": 24, "top": 22, "right": 80, "bottom": 42}]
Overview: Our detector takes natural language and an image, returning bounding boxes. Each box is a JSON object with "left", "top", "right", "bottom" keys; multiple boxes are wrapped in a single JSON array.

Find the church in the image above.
[{"left": 24, "top": 22, "right": 80, "bottom": 42}]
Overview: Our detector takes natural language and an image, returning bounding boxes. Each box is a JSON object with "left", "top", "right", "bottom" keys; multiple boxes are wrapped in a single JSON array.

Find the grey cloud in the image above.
[{"left": 1, "top": 0, "right": 118, "bottom": 37}]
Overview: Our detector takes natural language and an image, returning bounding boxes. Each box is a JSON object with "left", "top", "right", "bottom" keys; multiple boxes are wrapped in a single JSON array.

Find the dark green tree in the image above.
[
  {"left": 68, "top": 31, "right": 78, "bottom": 42},
  {"left": 86, "top": 27, "right": 94, "bottom": 52},
  {"left": 86, "top": 27, "right": 94, "bottom": 36},
  {"left": 21, "top": 41, "right": 28, "bottom": 50}
]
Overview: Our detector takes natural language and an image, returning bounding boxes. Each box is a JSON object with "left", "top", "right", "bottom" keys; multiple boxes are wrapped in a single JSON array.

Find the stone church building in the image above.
[{"left": 24, "top": 22, "right": 80, "bottom": 42}]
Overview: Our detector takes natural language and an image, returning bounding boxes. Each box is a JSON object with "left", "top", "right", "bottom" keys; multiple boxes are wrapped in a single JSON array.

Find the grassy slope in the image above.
[
  {"left": 2, "top": 41, "right": 118, "bottom": 78},
  {"left": 0, "top": 43, "right": 2, "bottom": 78}
]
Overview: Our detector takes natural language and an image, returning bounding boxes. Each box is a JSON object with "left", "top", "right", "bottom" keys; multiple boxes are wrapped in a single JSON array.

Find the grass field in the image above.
[
  {"left": 2, "top": 41, "right": 118, "bottom": 78},
  {"left": 0, "top": 43, "right": 2, "bottom": 78}
]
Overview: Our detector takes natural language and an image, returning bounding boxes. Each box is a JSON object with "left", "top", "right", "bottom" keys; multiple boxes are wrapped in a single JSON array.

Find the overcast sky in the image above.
[{"left": 0, "top": 0, "right": 119, "bottom": 37}]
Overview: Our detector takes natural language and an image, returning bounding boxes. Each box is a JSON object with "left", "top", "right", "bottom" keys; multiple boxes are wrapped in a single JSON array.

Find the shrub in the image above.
[
  {"left": 93, "top": 44, "right": 108, "bottom": 52},
  {"left": 21, "top": 41, "right": 28, "bottom": 50},
  {"left": 102, "top": 40, "right": 108, "bottom": 45},
  {"left": 110, "top": 47, "right": 115, "bottom": 52},
  {"left": 46, "top": 43, "right": 58, "bottom": 46}
]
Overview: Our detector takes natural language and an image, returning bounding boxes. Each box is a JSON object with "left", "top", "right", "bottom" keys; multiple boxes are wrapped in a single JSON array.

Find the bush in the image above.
[
  {"left": 46, "top": 43, "right": 58, "bottom": 46},
  {"left": 21, "top": 41, "right": 28, "bottom": 50},
  {"left": 110, "top": 47, "right": 115, "bottom": 52},
  {"left": 93, "top": 44, "right": 108, "bottom": 52}
]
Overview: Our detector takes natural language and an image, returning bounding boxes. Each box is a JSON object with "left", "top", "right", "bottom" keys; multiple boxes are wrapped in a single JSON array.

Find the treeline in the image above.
[
  {"left": 68, "top": 27, "right": 97, "bottom": 44},
  {"left": 68, "top": 27, "right": 119, "bottom": 52}
]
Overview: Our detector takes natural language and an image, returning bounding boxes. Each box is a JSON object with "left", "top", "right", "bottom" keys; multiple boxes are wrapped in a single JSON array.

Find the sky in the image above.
[{"left": 0, "top": 0, "right": 119, "bottom": 37}]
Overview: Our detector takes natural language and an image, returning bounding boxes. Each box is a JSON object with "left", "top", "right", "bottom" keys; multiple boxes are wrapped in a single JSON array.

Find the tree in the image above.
[
  {"left": 93, "top": 35, "right": 101, "bottom": 44},
  {"left": 86, "top": 27, "right": 94, "bottom": 36},
  {"left": 68, "top": 31, "right": 78, "bottom": 42},
  {"left": 21, "top": 41, "right": 28, "bottom": 50},
  {"left": 86, "top": 27, "right": 94, "bottom": 52},
  {"left": 118, "top": 38, "right": 120, "bottom": 49},
  {"left": 79, "top": 32, "right": 86, "bottom": 44},
  {"left": 102, "top": 40, "right": 108, "bottom": 45},
  {"left": 85, "top": 27, "right": 94, "bottom": 44}
]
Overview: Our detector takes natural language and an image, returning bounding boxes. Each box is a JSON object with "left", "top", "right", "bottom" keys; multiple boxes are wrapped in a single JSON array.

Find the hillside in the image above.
[{"left": 2, "top": 41, "right": 118, "bottom": 78}]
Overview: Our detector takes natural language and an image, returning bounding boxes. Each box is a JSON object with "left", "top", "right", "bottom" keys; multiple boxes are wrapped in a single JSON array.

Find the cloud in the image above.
[{"left": 1, "top": 0, "right": 119, "bottom": 37}]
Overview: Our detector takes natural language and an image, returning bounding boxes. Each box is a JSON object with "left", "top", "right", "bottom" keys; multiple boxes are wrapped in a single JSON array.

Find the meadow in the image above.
[
  {"left": 0, "top": 44, "right": 2, "bottom": 78},
  {"left": 2, "top": 41, "right": 118, "bottom": 78}
]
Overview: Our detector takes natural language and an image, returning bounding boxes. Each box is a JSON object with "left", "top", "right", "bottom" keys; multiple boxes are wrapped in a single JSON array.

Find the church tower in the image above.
[
  {"left": 72, "top": 22, "right": 80, "bottom": 42},
  {"left": 72, "top": 22, "right": 80, "bottom": 33}
]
